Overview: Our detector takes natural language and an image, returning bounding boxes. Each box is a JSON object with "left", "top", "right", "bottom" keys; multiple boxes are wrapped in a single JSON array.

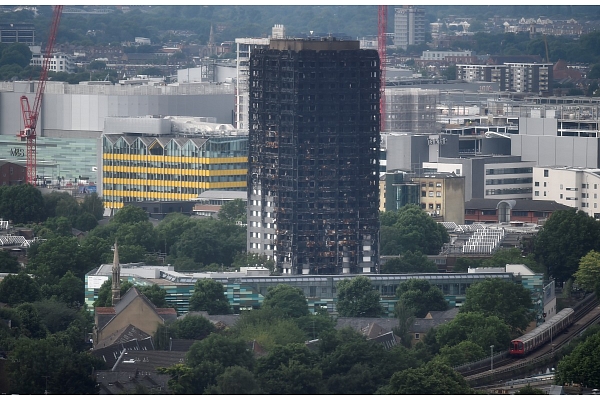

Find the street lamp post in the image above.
[{"left": 490, "top": 345, "right": 494, "bottom": 372}]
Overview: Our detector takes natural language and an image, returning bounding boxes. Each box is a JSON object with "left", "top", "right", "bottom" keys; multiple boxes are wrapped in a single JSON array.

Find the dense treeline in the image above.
[{"left": 154, "top": 275, "right": 535, "bottom": 394}]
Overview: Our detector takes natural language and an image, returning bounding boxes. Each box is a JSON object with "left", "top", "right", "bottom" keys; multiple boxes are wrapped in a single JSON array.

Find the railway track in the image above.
[{"left": 459, "top": 295, "right": 600, "bottom": 381}]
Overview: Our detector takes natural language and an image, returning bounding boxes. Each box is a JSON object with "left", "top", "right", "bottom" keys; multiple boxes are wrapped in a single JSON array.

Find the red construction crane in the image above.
[
  {"left": 378, "top": 5, "right": 387, "bottom": 132},
  {"left": 18, "top": 5, "right": 63, "bottom": 185}
]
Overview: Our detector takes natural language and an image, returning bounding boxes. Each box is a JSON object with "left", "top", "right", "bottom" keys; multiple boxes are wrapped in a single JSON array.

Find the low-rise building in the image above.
[{"left": 464, "top": 198, "right": 570, "bottom": 224}]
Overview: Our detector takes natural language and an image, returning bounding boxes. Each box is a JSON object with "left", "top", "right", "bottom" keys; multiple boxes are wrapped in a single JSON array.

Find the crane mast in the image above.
[
  {"left": 378, "top": 5, "right": 387, "bottom": 132},
  {"left": 18, "top": 5, "right": 63, "bottom": 185}
]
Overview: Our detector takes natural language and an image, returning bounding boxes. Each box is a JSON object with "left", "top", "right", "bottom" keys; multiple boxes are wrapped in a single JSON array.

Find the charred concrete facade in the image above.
[{"left": 247, "top": 38, "right": 381, "bottom": 275}]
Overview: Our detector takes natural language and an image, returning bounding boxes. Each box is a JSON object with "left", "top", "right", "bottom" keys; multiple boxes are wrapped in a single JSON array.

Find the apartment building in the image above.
[
  {"left": 248, "top": 38, "right": 380, "bottom": 275},
  {"left": 456, "top": 62, "right": 553, "bottom": 94},
  {"left": 532, "top": 166, "right": 600, "bottom": 219},
  {"left": 393, "top": 6, "right": 426, "bottom": 50}
]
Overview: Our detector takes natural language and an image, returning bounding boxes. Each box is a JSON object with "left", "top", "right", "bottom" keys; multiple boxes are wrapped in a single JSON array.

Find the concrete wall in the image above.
[
  {"left": 443, "top": 176, "right": 465, "bottom": 224},
  {"left": 512, "top": 135, "right": 600, "bottom": 168},
  {"left": 0, "top": 91, "right": 234, "bottom": 138}
]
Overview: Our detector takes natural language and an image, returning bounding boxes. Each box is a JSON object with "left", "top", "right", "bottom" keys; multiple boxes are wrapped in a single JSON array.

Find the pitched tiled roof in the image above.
[
  {"left": 335, "top": 317, "right": 399, "bottom": 335},
  {"left": 91, "top": 337, "right": 155, "bottom": 369},
  {"left": 95, "top": 324, "right": 152, "bottom": 349}
]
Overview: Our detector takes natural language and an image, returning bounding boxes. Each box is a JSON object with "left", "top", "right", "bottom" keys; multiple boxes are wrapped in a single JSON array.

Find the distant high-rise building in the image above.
[
  {"left": 235, "top": 25, "right": 286, "bottom": 130},
  {"left": 0, "top": 23, "right": 35, "bottom": 45},
  {"left": 393, "top": 6, "right": 426, "bottom": 50},
  {"left": 247, "top": 38, "right": 381, "bottom": 275}
]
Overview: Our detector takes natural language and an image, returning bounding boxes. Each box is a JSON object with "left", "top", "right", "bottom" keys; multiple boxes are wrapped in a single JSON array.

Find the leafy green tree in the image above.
[
  {"left": 218, "top": 198, "right": 246, "bottom": 223},
  {"left": 155, "top": 213, "right": 198, "bottom": 256},
  {"left": 172, "top": 218, "right": 245, "bottom": 267},
  {"left": 80, "top": 192, "right": 104, "bottom": 221},
  {"left": 169, "top": 315, "right": 215, "bottom": 340},
  {"left": 112, "top": 204, "right": 148, "bottom": 225},
  {"left": 379, "top": 360, "right": 473, "bottom": 394},
  {"left": 482, "top": 248, "right": 542, "bottom": 273},
  {"left": 556, "top": 329, "right": 600, "bottom": 388},
  {"left": 460, "top": 278, "right": 534, "bottom": 333},
  {"left": 138, "top": 284, "right": 168, "bottom": 308},
  {"left": 436, "top": 340, "right": 486, "bottom": 367},
  {"left": 295, "top": 313, "right": 336, "bottom": 341},
  {"left": 232, "top": 308, "right": 307, "bottom": 352},
  {"left": 7, "top": 336, "right": 101, "bottom": 394},
  {"left": 116, "top": 221, "right": 157, "bottom": 251},
  {"left": 396, "top": 279, "right": 448, "bottom": 318},
  {"left": 442, "top": 64, "right": 457, "bottom": 80},
  {"left": 0, "top": 184, "right": 45, "bottom": 223},
  {"left": 574, "top": 250, "right": 600, "bottom": 292},
  {"left": 393, "top": 302, "right": 416, "bottom": 347},
  {"left": 514, "top": 385, "right": 546, "bottom": 395},
  {"left": 262, "top": 284, "right": 309, "bottom": 318},
  {"left": 42, "top": 216, "right": 73, "bottom": 237},
  {"left": 381, "top": 250, "right": 437, "bottom": 274},
  {"left": 319, "top": 330, "right": 409, "bottom": 394},
  {"left": 78, "top": 235, "right": 112, "bottom": 270},
  {"left": 452, "top": 257, "right": 483, "bottom": 272},
  {"left": 30, "top": 299, "right": 80, "bottom": 334},
  {"left": 189, "top": 278, "right": 231, "bottom": 314},
  {"left": 336, "top": 276, "right": 384, "bottom": 317},
  {"left": 26, "top": 236, "right": 89, "bottom": 283},
  {"left": 534, "top": 209, "right": 600, "bottom": 284},
  {"left": 435, "top": 312, "right": 511, "bottom": 353},
  {"left": 256, "top": 343, "right": 324, "bottom": 394},
  {"left": 0, "top": 272, "right": 41, "bottom": 306},
  {"left": 187, "top": 333, "right": 254, "bottom": 370},
  {"left": 380, "top": 205, "right": 450, "bottom": 256},
  {"left": 40, "top": 271, "right": 84, "bottom": 306},
  {"left": 15, "top": 302, "right": 47, "bottom": 339},
  {"left": 205, "top": 366, "right": 261, "bottom": 394},
  {"left": 0, "top": 43, "right": 32, "bottom": 68},
  {"left": 0, "top": 251, "right": 20, "bottom": 273},
  {"left": 74, "top": 212, "right": 98, "bottom": 232}
]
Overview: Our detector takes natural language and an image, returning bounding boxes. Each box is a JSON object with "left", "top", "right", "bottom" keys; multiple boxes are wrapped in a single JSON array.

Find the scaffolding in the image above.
[
  {"left": 384, "top": 87, "right": 439, "bottom": 133},
  {"left": 248, "top": 39, "right": 380, "bottom": 275}
]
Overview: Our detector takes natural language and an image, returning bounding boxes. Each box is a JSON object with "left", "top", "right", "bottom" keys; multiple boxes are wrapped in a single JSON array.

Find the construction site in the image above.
[
  {"left": 247, "top": 38, "right": 381, "bottom": 275},
  {"left": 384, "top": 87, "right": 439, "bottom": 133}
]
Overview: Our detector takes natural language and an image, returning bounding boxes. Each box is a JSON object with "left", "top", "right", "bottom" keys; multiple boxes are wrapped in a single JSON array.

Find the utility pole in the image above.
[
  {"left": 490, "top": 345, "right": 494, "bottom": 372},
  {"left": 43, "top": 375, "right": 49, "bottom": 395}
]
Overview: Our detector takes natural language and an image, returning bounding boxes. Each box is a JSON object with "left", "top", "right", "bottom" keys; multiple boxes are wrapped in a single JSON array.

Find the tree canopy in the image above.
[
  {"left": 378, "top": 360, "right": 473, "bottom": 395},
  {"left": 335, "top": 276, "right": 384, "bottom": 318},
  {"left": 556, "top": 329, "right": 600, "bottom": 388},
  {"left": 574, "top": 250, "right": 600, "bottom": 292},
  {"left": 460, "top": 278, "right": 534, "bottom": 334},
  {"left": 396, "top": 279, "right": 448, "bottom": 318},
  {"left": 189, "top": 279, "right": 231, "bottom": 315},
  {"left": 381, "top": 250, "right": 437, "bottom": 274},
  {"left": 533, "top": 209, "right": 600, "bottom": 284},
  {"left": 380, "top": 205, "right": 450, "bottom": 256},
  {"left": 261, "top": 284, "right": 309, "bottom": 318}
]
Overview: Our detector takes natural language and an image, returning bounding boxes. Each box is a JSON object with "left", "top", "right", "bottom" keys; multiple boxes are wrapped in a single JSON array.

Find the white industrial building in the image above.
[
  {"left": 532, "top": 166, "right": 600, "bottom": 219},
  {"left": 0, "top": 80, "right": 234, "bottom": 184}
]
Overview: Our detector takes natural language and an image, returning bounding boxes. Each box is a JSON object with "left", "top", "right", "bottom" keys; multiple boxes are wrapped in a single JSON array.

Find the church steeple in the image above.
[{"left": 111, "top": 240, "right": 121, "bottom": 306}]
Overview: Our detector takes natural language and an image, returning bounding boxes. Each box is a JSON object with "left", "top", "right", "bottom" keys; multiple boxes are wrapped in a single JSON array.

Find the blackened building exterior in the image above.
[{"left": 247, "top": 38, "right": 380, "bottom": 275}]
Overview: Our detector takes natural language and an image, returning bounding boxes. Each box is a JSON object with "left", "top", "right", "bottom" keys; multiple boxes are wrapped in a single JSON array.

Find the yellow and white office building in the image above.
[{"left": 102, "top": 132, "right": 248, "bottom": 211}]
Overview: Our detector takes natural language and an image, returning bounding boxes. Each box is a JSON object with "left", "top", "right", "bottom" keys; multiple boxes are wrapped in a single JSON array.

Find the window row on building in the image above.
[{"left": 102, "top": 134, "right": 248, "bottom": 210}]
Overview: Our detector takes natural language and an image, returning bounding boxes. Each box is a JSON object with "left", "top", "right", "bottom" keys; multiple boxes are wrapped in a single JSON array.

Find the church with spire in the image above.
[{"left": 111, "top": 241, "right": 121, "bottom": 306}]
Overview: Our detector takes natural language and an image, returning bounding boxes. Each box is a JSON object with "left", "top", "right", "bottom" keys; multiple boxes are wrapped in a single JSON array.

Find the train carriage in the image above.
[{"left": 510, "top": 308, "right": 574, "bottom": 356}]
